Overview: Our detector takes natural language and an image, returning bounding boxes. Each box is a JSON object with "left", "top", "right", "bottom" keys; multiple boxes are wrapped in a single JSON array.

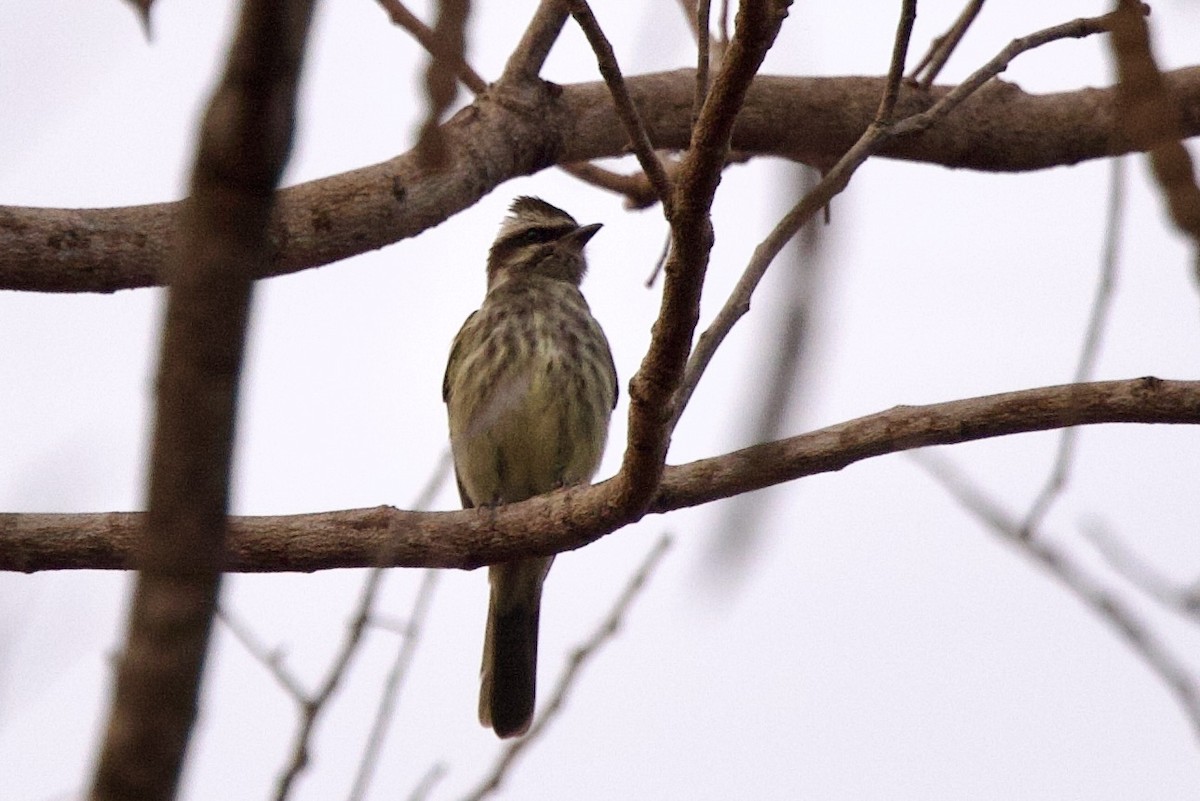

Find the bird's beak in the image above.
[{"left": 560, "top": 222, "right": 603, "bottom": 252}]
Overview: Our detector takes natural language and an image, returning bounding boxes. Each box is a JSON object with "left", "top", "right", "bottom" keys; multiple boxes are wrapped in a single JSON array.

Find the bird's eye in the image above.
[{"left": 519, "top": 228, "right": 558, "bottom": 245}]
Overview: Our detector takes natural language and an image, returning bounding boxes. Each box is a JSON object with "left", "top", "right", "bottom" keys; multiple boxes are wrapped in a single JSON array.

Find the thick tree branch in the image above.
[
  {"left": 5, "top": 68, "right": 1200, "bottom": 293},
  {"left": 5, "top": 378, "right": 1197, "bottom": 574},
  {"left": 89, "top": 0, "right": 315, "bottom": 798}
]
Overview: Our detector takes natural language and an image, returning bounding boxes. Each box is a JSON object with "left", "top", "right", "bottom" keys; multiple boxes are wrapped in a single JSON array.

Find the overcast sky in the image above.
[{"left": 3, "top": 1, "right": 1200, "bottom": 799}]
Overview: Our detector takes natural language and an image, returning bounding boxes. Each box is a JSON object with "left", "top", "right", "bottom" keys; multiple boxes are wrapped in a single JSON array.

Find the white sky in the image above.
[{"left": 2, "top": 1, "right": 1200, "bottom": 799}]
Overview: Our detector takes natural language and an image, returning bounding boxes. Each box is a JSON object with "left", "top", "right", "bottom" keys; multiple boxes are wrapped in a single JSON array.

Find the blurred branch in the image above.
[
  {"left": 7, "top": 378, "right": 1200, "bottom": 573},
  {"left": 460, "top": 534, "right": 672, "bottom": 801},
  {"left": 1020, "top": 157, "right": 1125, "bottom": 536},
  {"left": 1084, "top": 522, "right": 1200, "bottom": 623},
  {"left": 346, "top": 569, "right": 441, "bottom": 801},
  {"left": 912, "top": 452, "right": 1200, "bottom": 741},
  {"left": 705, "top": 165, "right": 826, "bottom": 587},
  {"left": 1109, "top": 0, "right": 1200, "bottom": 282},
  {"left": 378, "top": 0, "right": 487, "bottom": 93},
  {"left": 908, "top": 0, "right": 985, "bottom": 89},
  {"left": 89, "top": 0, "right": 316, "bottom": 798},
  {"left": 8, "top": 64, "right": 1200, "bottom": 292},
  {"left": 415, "top": 0, "right": 472, "bottom": 167}
]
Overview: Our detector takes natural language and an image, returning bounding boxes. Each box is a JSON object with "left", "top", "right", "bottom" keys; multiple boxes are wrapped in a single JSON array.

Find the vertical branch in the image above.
[
  {"left": 875, "top": 0, "right": 917, "bottom": 123},
  {"left": 89, "top": 0, "right": 316, "bottom": 799},
  {"left": 617, "top": 0, "right": 792, "bottom": 510}
]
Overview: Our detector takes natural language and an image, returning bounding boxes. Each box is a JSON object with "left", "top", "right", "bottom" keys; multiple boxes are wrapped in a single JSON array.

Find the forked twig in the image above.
[{"left": 909, "top": 0, "right": 986, "bottom": 89}]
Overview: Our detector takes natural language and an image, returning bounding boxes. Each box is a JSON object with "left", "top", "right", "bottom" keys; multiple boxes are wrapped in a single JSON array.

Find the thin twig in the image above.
[
  {"left": 567, "top": 0, "right": 674, "bottom": 210},
  {"left": 273, "top": 451, "right": 452, "bottom": 800},
  {"left": 378, "top": 0, "right": 487, "bottom": 93},
  {"left": 346, "top": 567, "right": 442, "bottom": 801},
  {"left": 406, "top": 762, "right": 448, "bottom": 801},
  {"left": 644, "top": 229, "right": 672, "bottom": 288},
  {"left": 1020, "top": 157, "right": 1125, "bottom": 536},
  {"left": 909, "top": 0, "right": 985, "bottom": 89},
  {"left": 890, "top": 10, "right": 1127, "bottom": 138},
  {"left": 216, "top": 606, "right": 308, "bottom": 701},
  {"left": 876, "top": 0, "right": 918, "bottom": 124},
  {"left": 912, "top": 452, "right": 1200, "bottom": 741},
  {"left": 460, "top": 534, "right": 673, "bottom": 801},
  {"left": 693, "top": 0, "right": 713, "bottom": 127}
]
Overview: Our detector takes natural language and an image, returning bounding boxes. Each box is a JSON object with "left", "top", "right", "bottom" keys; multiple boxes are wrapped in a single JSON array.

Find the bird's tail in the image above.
[{"left": 479, "top": 556, "right": 553, "bottom": 738}]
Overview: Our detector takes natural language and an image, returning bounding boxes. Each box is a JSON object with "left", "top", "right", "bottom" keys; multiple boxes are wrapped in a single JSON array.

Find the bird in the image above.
[{"left": 443, "top": 196, "right": 618, "bottom": 738}]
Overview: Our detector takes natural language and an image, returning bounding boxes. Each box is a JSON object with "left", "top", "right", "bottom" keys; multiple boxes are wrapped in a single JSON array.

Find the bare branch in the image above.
[
  {"left": 567, "top": 1, "right": 674, "bottom": 208},
  {"left": 1084, "top": 522, "right": 1200, "bottom": 623},
  {"left": 876, "top": 0, "right": 918, "bottom": 124},
  {"left": 89, "top": 0, "right": 316, "bottom": 798},
  {"left": 460, "top": 534, "right": 672, "bottom": 801},
  {"left": 346, "top": 569, "right": 441, "bottom": 801},
  {"left": 674, "top": 7, "right": 1125, "bottom": 419},
  {"left": 6, "top": 66, "right": 1200, "bottom": 293},
  {"left": 890, "top": 9, "right": 1128, "bottom": 138},
  {"left": 216, "top": 607, "right": 309, "bottom": 701},
  {"left": 499, "top": 0, "right": 569, "bottom": 84},
  {"left": 6, "top": 378, "right": 1199, "bottom": 574},
  {"left": 912, "top": 453, "right": 1200, "bottom": 741},
  {"left": 617, "top": 0, "right": 792, "bottom": 522}
]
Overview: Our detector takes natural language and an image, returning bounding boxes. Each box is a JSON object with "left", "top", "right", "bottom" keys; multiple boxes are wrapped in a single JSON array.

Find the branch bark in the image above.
[
  {"left": 5, "top": 377, "right": 1196, "bottom": 574},
  {"left": 5, "top": 67, "right": 1200, "bottom": 293}
]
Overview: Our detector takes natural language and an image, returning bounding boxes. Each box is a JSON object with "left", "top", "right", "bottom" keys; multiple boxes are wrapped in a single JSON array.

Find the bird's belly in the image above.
[{"left": 452, "top": 361, "right": 608, "bottom": 506}]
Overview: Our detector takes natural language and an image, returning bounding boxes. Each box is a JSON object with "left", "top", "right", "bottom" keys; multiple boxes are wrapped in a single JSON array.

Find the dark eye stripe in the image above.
[{"left": 501, "top": 223, "right": 574, "bottom": 249}]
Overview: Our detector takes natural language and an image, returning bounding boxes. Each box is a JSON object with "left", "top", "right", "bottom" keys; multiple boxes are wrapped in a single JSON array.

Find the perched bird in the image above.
[{"left": 443, "top": 196, "right": 618, "bottom": 738}]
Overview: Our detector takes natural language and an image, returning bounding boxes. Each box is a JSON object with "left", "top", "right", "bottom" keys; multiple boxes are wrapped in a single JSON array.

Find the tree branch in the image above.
[
  {"left": 5, "top": 67, "right": 1200, "bottom": 293},
  {"left": 5, "top": 378, "right": 1197, "bottom": 574},
  {"left": 89, "top": 0, "right": 315, "bottom": 798}
]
